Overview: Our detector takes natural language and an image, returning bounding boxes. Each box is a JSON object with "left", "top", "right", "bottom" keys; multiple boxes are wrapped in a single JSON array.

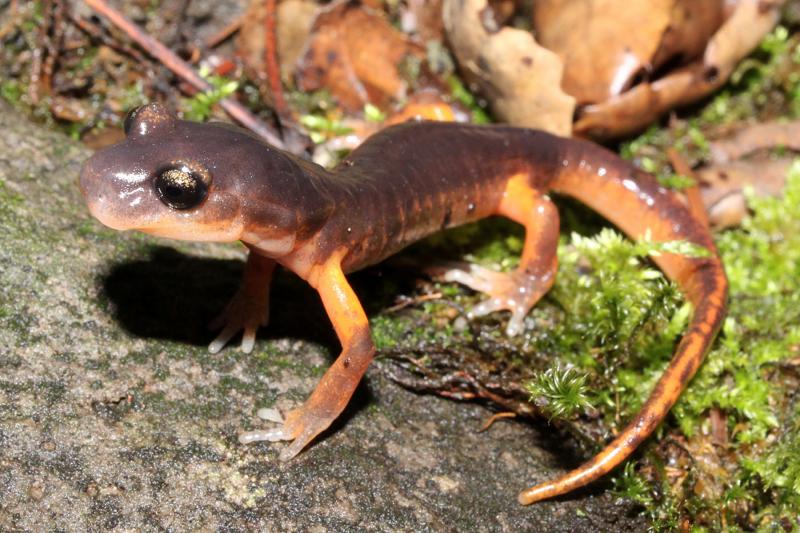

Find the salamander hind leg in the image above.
[
  {"left": 442, "top": 174, "right": 560, "bottom": 336},
  {"left": 238, "top": 251, "right": 375, "bottom": 460},
  {"left": 209, "top": 251, "right": 276, "bottom": 354}
]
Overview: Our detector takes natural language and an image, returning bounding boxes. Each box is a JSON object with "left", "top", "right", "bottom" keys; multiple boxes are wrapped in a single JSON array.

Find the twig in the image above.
[
  {"left": 41, "top": 0, "right": 67, "bottom": 97},
  {"left": 263, "top": 0, "right": 291, "bottom": 125},
  {"left": 206, "top": 13, "right": 244, "bottom": 49},
  {"left": 84, "top": 0, "right": 287, "bottom": 150},
  {"left": 477, "top": 411, "right": 516, "bottom": 432},
  {"left": 71, "top": 13, "right": 147, "bottom": 63},
  {"left": 385, "top": 292, "right": 443, "bottom": 313},
  {"left": 28, "top": 0, "right": 53, "bottom": 104},
  {"left": 667, "top": 148, "right": 710, "bottom": 229}
]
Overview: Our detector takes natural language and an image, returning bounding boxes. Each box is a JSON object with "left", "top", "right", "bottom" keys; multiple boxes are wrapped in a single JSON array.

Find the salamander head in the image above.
[{"left": 79, "top": 103, "right": 301, "bottom": 250}]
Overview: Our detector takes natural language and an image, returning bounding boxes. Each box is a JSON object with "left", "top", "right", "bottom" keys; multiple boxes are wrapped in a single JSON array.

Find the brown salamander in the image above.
[{"left": 79, "top": 103, "right": 728, "bottom": 504}]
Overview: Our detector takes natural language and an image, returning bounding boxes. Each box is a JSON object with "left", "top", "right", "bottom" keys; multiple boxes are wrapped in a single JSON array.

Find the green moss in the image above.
[
  {"left": 702, "top": 26, "right": 800, "bottom": 125},
  {"left": 298, "top": 113, "right": 353, "bottom": 145},
  {"left": 0, "top": 80, "right": 23, "bottom": 104},
  {"left": 525, "top": 363, "right": 591, "bottom": 421},
  {"left": 180, "top": 68, "right": 239, "bottom": 122},
  {"left": 446, "top": 75, "right": 492, "bottom": 124},
  {"left": 602, "top": 163, "right": 800, "bottom": 529}
]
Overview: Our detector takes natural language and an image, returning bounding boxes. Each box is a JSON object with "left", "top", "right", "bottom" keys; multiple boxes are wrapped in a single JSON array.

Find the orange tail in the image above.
[{"left": 520, "top": 139, "right": 728, "bottom": 504}]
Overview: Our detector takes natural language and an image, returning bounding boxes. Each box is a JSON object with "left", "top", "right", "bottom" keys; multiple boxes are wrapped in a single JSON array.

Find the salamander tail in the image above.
[
  {"left": 518, "top": 272, "right": 726, "bottom": 504},
  {"left": 519, "top": 136, "right": 728, "bottom": 504}
]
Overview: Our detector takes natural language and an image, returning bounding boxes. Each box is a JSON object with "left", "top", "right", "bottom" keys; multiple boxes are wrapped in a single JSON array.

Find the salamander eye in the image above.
[
  {"left": 123, "top": 106, "right": 143, "bottom": 135},
  {"left": 154, "top": 164, "right": 209, "bottom": 210}
]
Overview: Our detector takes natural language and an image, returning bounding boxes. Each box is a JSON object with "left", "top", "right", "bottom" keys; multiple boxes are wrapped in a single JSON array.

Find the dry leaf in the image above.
[
  {"left": 532, "top": 0, "right": 676, "bottom": 105},
  {"left": 650, "top": 1, "right": 725, "bottom": 71},
  {"left": 402, "top": 0, "right": 445, "bottom": 43},
  {"left": 295, "top": 0, "right": 424, "bottom": 113},
  {"left": 710, "top": 120, "right": 800, "bottom": 163},
  {"left": 704, "top": 0, "right": 784, "bottom": 82},
  {"left": 443, "top": 0, "right": 575, "bottom": 135},
  {"left": 698, "top": 156, "right": 792, "bottom": 228},
  {"left": 237, "top": 0, "right": 319, "bottom": 80},
  {"left": 573, "top": 0, "right": 784, "bottom": 139}
]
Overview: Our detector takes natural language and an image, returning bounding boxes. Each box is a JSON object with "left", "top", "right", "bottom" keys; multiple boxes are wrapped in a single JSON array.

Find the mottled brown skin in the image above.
[{"left": 79, "top": 103, "right": 728, "bottom": 504}]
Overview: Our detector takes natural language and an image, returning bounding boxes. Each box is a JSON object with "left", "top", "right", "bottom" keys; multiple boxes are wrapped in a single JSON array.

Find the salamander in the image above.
[{"left": 79, "top": 102, "right": 728, "bottom": 504}]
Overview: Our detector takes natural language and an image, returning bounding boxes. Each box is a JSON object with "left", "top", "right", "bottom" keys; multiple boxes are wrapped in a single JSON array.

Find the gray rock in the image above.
[{"left": 0, "top": 100, "right": 647, "bottom": 532}]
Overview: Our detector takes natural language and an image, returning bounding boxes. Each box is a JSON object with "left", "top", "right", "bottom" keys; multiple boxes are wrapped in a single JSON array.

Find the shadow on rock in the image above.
[{"left": 101, "top": 245, "right": 337, "bottom": 349}]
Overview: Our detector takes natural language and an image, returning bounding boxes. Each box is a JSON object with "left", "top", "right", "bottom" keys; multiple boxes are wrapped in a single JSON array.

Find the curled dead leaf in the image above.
[
  {"left": 402, "top": 0, "right": 445, "bottom": 43},
  {"left": 443, "top": 0, "right": 575, "bottom": 136},
  {"left": 533, "top": 0, "right": 673, "bottom": 105},
  {"left": 699, "top": 156, "right": 792, "bottom": 228},
  {"left": 534, "top": 0, "right": 725, "bottom": 106},
  {"left": 574, "top": 0, "right": 784, "bottom": 139},
  {"left": 237, "top": 0, "right": 319, "bottom": 80},
  {"left": 294, "top": 0, "right": 424, "bottom": 113},
  {"left": 710, "top": 120, "right": 800, "bottom": 163}
]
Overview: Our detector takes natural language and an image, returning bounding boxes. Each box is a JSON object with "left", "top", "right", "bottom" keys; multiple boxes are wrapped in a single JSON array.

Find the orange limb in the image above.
[
  {"left": 442, "top": 174, "right": 560, "bottom": 335},
  {"left": 209, "top": 251, "right": 276, "bottom": 354},
  {"left": 239, "top": 250, "right": 375, "bottom": 460}
]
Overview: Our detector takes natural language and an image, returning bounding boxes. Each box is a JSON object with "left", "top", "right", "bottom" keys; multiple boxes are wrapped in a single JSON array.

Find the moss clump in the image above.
[{"left": 526, "top": 364, "right": 591, "bottom": 421}]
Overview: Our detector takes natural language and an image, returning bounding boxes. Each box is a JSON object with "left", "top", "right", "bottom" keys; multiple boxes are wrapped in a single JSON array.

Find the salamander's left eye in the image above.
[{"left": 154, "top": 164, "right": 209, "bottom": 210}]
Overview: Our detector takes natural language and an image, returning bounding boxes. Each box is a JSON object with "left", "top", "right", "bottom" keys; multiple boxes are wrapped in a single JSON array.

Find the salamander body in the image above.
[{"left": 79, "top": 103, "right": 727, "bottom": 504}]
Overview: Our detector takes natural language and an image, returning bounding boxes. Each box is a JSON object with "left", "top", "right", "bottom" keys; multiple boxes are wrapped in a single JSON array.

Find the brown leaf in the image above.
[
  {"left": 650, "top": 1, "right": 725, "bottom": 72},
  {"left": 698, "top": 156, "right": 792, "bottom": 228},
  {"left": 50, "top": 96, "right": 92, "bottom": 123},
  {"left": 295, "top": 0, "right": 424, "bottom": 113},
  {"left": 533, "top": 0, "right": 723, "bottom": 105},
  {"left": 82, "top": 127, "right": 127, "bottom": 151},
  {"left": 443, "top": 0, "right": 575, "bottom": 135},
  {"left": 710, "top": 120, "right": 800, "bottom": 163},
  {"left": 573, "top": 0, "right": 784, "bottom": 139},
  {"left": 403, "top": 0, "right": 445, "bottom": 43},
  {"left": 704, "top": 0, "right": 784, "bottom": 81},
  {"left": 237, "top": 0, "right": 319, "bottom": 80},
  {"left": 532, "top": 0, "right": 676, "bottom": 105}
]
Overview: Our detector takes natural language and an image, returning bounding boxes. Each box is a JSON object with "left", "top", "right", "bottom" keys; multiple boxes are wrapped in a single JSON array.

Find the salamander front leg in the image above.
[
  {"left": 239, "top": 252, "right": 375, "bottom": 460},
  {"left": 442, "top": 175, "right": 560, "bottom": 336},
  {"left": 209, "top": 250, "right": 276, "bottom": 354}
]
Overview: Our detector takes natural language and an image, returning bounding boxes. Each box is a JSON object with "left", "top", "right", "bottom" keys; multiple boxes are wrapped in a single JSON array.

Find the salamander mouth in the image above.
[
  {"left": 84, "top": 200, "right": 135, "bottom": 231},
  {"left": 138, "top": 221, "right": 244, "bottom": 242}
]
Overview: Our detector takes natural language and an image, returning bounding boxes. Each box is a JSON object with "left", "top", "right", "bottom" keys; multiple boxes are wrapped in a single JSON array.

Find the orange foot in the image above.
[
  {"left": 239, "top": 404, "right": 335, "bottom": 461},
  {"left": 208, "top": 282, "right": 270, "bottom": 354},
  {"left": 439, "top": 262, "right": 554, "bottom": 336}
]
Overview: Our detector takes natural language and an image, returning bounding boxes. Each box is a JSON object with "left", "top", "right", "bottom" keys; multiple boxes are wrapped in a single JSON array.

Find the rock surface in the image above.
[{"left": 0, "top": 100, "right": 648, "bottom": 531}]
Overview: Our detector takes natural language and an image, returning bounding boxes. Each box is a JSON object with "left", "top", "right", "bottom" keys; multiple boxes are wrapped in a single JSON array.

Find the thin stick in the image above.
[
  {"left": 206, "top": 13, "right": 244, "bottom": 49},
  {"left": 71, "top": 13, "right": 147, "bottom": 63},
  {"left": 84, "top": 0, "right": 287, "bottom": 150},
  {"left": 263, "top": 0, "right": 291, "bottom": 125},
  {"left": 28, "top": 0, "right": 53, "bottom": 104},
  {"left": 478, "top": 411, "right": 517, "bottom": 432},
  {"left": 42, "top": 0, "right": 67, "bottom": 96},
  {"left": 667, "top": 148, "right": 710, "bottom": 229}
]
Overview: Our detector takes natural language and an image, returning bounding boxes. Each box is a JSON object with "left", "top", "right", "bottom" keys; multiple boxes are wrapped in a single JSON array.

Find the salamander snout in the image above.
[{"left": 79, "top": 144, "right": 151, "bottom": 231}]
